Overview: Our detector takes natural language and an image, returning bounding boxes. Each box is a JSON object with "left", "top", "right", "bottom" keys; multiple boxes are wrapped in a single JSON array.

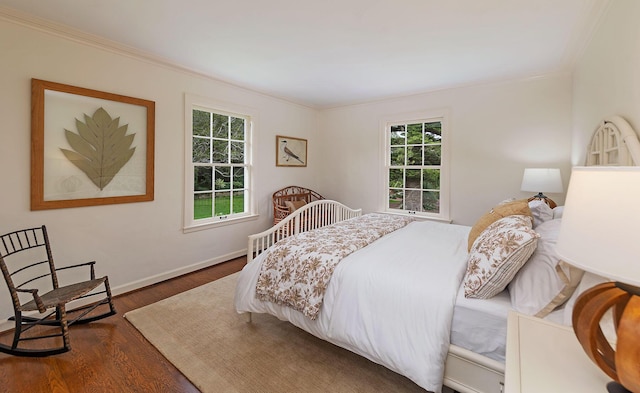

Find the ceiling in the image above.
[{"left": 0, "top": 0, "right": 610, "bottom": 108}]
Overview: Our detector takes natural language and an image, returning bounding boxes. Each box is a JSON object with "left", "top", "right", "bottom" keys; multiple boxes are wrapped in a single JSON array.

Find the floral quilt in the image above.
[{"left": 255, "top": 213, "right": 415, "bottom": 319}]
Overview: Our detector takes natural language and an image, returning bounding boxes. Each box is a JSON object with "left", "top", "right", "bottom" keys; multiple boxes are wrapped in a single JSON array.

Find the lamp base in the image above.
[
  {"left": 526, "top": 194, "right": 557, "bottom": 208},
  {"left": 573, "top": 282, "right": 640, "bottom": 393},
  {"left": 607, "top": 381, "right": 632, "bottom": 393}
]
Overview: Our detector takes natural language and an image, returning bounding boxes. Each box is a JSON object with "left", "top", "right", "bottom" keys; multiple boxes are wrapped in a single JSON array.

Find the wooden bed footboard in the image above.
[{"left": 247, "top": 199, "right": 362, "bottom": 263}]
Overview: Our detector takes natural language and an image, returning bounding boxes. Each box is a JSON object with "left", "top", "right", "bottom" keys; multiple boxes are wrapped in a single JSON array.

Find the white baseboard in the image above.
[
  {"left": 110, "top": 249, "right": 246, "bottom": 296},
  {"left": 0, "top": 250, "right": 247, "bottom": 333}
]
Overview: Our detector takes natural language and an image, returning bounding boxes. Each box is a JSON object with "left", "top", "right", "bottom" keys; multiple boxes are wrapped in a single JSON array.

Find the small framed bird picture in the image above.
[{"left": 276, "top": 135, "right": 307, "bottom": 167}]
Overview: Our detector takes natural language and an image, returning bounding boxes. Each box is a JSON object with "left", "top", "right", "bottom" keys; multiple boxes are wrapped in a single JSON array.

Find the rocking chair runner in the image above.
[{"left": 0, "top": 225, "right": 116, "bottom": 357}]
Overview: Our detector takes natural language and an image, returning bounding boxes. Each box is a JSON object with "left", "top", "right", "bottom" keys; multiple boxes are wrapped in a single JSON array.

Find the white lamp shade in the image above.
[
  {"left": 555, "top": 166, "right": 640, "bottom": 286},
  {"left": 520, "top": 168, "right": 563, "bottom": 193}
]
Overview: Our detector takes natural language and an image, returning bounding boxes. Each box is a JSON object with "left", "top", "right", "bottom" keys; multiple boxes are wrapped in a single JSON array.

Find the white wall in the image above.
[
  {"left": 572, "top": 0, "right": 640, "bottom": 164},
  {"left": 0, "top": 7, "right": 583, "bottom": 322},
  {"left": 318, "top": 75, "right": 573, "bottom": 225},
  {"left": 0, "top": 16, "right": 320, "bottom": 320}
]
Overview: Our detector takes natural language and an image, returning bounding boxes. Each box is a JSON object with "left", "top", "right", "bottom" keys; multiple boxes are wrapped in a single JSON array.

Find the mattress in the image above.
[
  {"left": 451, "top": 285, "right": 566, "bottom": 362},
  {"left": 450, "top": 287, "right": 512, "bottom": 362}
]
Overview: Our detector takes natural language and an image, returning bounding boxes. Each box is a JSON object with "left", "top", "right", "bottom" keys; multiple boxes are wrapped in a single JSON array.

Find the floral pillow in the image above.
[
  {"left": 467, "top": 199, "right": 532, "bottom": 251},
  {"left": 464, "top": 215, "right": 539, "bottom": 299}
]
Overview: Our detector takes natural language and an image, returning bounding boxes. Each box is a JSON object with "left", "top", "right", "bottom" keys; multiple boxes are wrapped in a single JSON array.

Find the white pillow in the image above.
[
  {"left": 528, "top": 199, "right": 554, "bottom": 228},
  {"left": 552, "top": 206, "right": 564, "bottom": 219},
  {"left": 464, "top": 215, "right": 539, "bottom": 299},
  {"left": 509, "top": 219, "right": 584, "bottom": 317}
]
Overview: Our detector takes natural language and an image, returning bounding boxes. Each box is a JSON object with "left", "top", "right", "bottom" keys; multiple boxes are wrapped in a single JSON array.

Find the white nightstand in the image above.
[{"left": 504, "top": 312, "right": 611, "bottom": 393}]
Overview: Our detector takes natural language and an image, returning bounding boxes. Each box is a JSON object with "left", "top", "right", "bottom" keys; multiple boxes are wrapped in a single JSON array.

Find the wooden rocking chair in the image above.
[{"left": 0, "top": 225, "right": 116, "bottom": 357}]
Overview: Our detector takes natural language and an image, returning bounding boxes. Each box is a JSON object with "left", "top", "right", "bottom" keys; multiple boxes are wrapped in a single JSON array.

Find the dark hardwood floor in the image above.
[{"left": 0, "top": 256, "right": 246, "bottom": 393}]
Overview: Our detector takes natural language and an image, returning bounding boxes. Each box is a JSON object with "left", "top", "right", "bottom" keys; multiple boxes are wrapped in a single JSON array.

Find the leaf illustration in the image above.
[{"left": 60, "top": 107, "right": 136, "bottom": 190}]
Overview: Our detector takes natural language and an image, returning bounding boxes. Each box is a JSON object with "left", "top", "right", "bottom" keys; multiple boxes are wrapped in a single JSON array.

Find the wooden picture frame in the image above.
[
  {"left": 31, "top": 79, "right": 155, "bottom": 210},
  {"left": 276, "top": 135, "right": 307, "bottom": 167}
]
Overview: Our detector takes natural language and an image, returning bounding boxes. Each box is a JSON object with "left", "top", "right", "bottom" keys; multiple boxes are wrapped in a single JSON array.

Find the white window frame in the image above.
[
  {"left": 184, "top": 94, "right": 257, "bottom": 232},
  {"left": 380, "top": 109, "right": 450, "bottom": 222}
]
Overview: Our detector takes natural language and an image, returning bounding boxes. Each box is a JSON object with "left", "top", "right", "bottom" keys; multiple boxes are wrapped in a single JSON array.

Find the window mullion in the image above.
[
  {"left": 385, "top": 118, "right": 444, "bottom": 217},
  {"left": 187, "top": 104, "right": 251, "bottom": 226}
]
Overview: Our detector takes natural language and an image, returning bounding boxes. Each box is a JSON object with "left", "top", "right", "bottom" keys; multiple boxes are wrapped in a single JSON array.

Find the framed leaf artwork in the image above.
[{"left": 31, "top": 79, "right": 155, "bottom": 210}]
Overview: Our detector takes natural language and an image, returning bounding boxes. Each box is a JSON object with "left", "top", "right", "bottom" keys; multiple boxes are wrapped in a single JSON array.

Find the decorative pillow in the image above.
[
  {"left": 284, "top": 199, "right": 307, "bottom": 212},
  {"left": 528, "top": 199, "right": 554, "bottom": 228},
  {"left": 467, "top": 199, "right": 532, "bottom": 251},
  {"left": 464, "top": 215, "right": 539, "bottom": 299},
  {"left": 508, "top": 219, "right": 584, "bottom": 317}
]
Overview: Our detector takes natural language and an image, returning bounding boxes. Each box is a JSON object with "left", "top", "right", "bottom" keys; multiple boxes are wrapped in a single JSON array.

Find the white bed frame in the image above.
[
  {"left": 247, "top": 199, "right": 363, "bottom": 262},
  {"left": 247, "top": 199, "right": 505, "bottom": 393}
]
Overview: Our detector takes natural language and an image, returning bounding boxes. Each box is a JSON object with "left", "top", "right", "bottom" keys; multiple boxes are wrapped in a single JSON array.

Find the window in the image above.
[
  {"left": 383, "top": 112, "right": 449, "bottom": 221},
  {"left": 184, "top": 95, "right": 254, "bottom": 231}
]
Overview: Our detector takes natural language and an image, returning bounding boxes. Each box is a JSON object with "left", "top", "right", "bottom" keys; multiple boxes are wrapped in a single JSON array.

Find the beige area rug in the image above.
[{"left": 124, "top": 273, "right": 428, "bottom": 393}]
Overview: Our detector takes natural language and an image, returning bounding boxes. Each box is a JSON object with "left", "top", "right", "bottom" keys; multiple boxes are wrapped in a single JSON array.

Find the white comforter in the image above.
[{"left": 235, "top": 219, "right": 471, "bottom": 393}]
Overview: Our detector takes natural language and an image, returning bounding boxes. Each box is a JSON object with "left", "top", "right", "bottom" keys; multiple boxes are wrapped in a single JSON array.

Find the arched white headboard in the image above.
[{"left": 586, "top": 116, "right": 640, "bottom": 166}]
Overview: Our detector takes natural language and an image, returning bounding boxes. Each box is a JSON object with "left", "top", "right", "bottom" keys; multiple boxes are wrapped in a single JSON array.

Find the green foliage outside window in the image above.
[
  {"left": 194, "top": 193, "right": 245, "bottom": 219},
  {"left": 192, "top": 108, "right": 248, "bottom": 220},
  {"left": 387, "top": 121, "right": 442, "bottom": 214}
]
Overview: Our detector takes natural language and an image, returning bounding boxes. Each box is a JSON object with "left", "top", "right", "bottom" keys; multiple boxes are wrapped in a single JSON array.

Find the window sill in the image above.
[
  {"left": 381, "top": 210, "right": 452, "bottom": 224},
  {"left": 183, "top": 213, "right": 260, "bottom": 233}
]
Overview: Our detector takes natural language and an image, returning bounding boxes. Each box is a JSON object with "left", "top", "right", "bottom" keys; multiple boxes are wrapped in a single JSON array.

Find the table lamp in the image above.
[
  {"left": 520, "top": 168, "right": 563, "bottom": 208},
  {"left": 555, "top": 166, "right": 640, "bottom": 393}
]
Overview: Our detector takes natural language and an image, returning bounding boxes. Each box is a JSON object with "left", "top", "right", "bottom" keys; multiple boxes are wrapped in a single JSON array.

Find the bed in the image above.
[
  {"left": 236, "top": 200, "right": 532, "bottom": 393},
  {"left": 235, "top": 115, "right": 640, "bottom": 393}
]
